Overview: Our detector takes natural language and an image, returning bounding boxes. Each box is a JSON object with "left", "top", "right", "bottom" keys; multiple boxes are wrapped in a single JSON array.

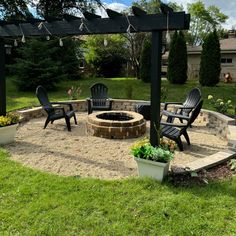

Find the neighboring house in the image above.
[{"left": 188, "top": 31, "right": 236, "bottom": 81}]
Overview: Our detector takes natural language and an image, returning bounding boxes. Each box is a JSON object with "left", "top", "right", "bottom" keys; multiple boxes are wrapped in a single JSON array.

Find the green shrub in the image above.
[
  {"left": 167, "top": 31, "right": 187, "bottom": 84},
  {"left": 139, "top": 37, "right": 151, "bottom": 83},
  {"left": 208, "top": 95, "right": 232, "bottom": 114},
  {"left": 9, "top": 38, "right": 81, "bottom": 91},
  {"left": 130, "top": 138, "right": 174, "bottom": 163},
  {"left": 199, "top": 30, "right": 221, "bottom": 86}
]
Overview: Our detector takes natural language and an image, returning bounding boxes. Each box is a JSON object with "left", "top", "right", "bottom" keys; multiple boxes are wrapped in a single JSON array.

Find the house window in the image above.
[{"left": 221, "top": 58, "right": 233, "bottom": 64}]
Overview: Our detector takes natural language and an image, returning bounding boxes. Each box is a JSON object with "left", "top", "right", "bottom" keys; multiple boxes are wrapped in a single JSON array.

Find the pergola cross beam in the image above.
[{"left": 0, "top": 12, "right": 189, "bottom": 37}]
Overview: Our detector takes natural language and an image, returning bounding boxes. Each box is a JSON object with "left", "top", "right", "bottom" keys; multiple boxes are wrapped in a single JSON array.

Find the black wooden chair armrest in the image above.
[
  {"left": 177, "top": 105, "right": 195, "bottom": 110},
  {"left": 162, "top": 110, "right": 189, "bottom": 119},
  {"left": 164, "top": 102, "right": 183, "bottom": 110},
  {"left": 51, "top": 102, "right": 73, "bottom": 111},
  {"left": 160, "top": 121, "right": 186, "bottom": 128}
]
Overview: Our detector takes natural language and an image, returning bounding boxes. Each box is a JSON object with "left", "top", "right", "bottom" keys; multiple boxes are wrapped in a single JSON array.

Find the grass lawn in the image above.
[
  {"left": 0, "top": 149, "right": 235, "bottom": 235},
  {"left": 6, "top": 76, "right": 236, "bottom": 115}
]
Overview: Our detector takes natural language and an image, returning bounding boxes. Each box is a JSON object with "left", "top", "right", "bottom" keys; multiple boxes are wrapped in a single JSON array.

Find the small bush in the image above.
[{"left": 208, "top": 95, "right": 232, "bottom": 114}]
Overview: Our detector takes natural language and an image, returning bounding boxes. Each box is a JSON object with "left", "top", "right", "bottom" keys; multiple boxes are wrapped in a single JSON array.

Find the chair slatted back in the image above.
[
  {"left": 90, "top": 83, "right": 109, "bottom": 106},
  {"left": 36, "top": 86, "right": 53, "bottom": 115},
  {"left": 187, "top": 100, "right": 203, "bottom": 127},
  {"left": 181, "top": 88, "right": 201, "bottom": 116}
]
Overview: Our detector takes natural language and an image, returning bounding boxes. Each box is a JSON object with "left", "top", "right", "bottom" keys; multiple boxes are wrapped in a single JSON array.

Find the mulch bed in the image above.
[{"left": 168, "top": 162, "right": 235, "bottom": 187}]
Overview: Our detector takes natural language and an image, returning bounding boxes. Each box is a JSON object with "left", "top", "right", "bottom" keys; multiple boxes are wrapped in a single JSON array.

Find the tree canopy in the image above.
[
  {"left": 187, "top": 1, "right": 228, "bottom": 45},
  {"left": 84, "top": 35, "right": 127, "bottom": 77}
]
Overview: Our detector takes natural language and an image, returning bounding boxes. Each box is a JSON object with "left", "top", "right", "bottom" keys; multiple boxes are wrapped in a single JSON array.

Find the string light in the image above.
[
  {"left": 21, "top": 35, "right": 26, "bottom": 43},
  {"left": 79, "top": 18, "right": 90, "bottom": 33},
  {"left": 19, "top": 24, "right": 26, "bottom": 43},
  {"left": 104, "top": 38, "right": 108, "bottom": 47},
  {"left": 166, "top": 12, "right": 171, "bottom": 44},
  {"left": 59, "top": 38, "right": 63, "bottom": 47},
  {"left": 38, "top": 22, "right": 52, "bottom": 39},
  {"left": 14, "top": 39, "right": 18, "bottom": 47},
  {"left": 125, "top": 15, "right": 137, "bottom": 35},
  {"left": 79, "top": 19, "right": 84, "bottom": 31},
  {"left": 38, "top": 22, "right": 43, "bottom": 30}
]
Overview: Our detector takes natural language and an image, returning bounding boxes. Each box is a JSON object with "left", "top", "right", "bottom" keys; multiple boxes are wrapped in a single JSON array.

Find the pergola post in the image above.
[
  {"left": 150, "top": 31, "right": 162, "bottom": 147},
  {"left": 0, "top": 38, "right": 6, "bottom": 116}
]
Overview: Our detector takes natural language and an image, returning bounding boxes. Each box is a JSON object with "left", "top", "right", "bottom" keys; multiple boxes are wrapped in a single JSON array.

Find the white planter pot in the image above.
[
  {"left": 0, "top": 124, "right": 18, "bottom": 144},
  {"left": 134, "top": 157, "right": 170, "bottom": 181}
]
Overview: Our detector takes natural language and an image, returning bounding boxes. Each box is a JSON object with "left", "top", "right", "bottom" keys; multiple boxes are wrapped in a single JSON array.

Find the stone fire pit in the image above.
[{"left": 86, "top": 111, "right": 146, "bottom": 139}]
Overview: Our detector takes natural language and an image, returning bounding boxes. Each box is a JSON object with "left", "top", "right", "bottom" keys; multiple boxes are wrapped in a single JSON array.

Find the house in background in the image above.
[{"left": 187, "top": 30, "right": 236, "bottom": 81}]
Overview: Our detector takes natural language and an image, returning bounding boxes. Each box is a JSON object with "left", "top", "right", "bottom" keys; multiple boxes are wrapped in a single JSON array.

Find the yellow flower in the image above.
[{"left": 208, "top": 95, "right": 213, "bottom": 100}]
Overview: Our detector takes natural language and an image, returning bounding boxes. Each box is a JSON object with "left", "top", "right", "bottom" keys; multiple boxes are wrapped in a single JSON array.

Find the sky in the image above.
[{"left": 103, "top": 0, "right": 236, "bottom": 29}]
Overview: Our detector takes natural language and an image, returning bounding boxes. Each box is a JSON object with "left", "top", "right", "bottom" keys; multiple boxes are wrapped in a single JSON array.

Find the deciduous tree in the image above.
[{"left": 187, "top": 1, "right": 228, "bottom": 45}]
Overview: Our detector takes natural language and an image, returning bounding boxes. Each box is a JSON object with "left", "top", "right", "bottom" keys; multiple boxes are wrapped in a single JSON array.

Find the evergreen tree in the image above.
[
  {"left": 139, "top": 36, "right": 151, "bottom": 82},
  {"left": 199, "top": 30, "right": 221, "bottom": 86},
  {"left": 178, "top": 31, "right": 188, "bottom": 84},
  {"left": 9, "top": 39, "right": 65, "bottom": 91},
  {"left": 167, "top": 31, "right": 187, "bottom": 84}
]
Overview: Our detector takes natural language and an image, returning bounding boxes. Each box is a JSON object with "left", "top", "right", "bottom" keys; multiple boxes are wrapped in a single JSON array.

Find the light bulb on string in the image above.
[
  {"left": 14, "top": 39, "right": 18, "bottom": 47},
  {"left": 166, "top": 31, "right": 171, "bottom": 44},
  {"left": 59, "top": 38, "right": 63, "bottom": 47},
  {"left": 104, "top": 39, "right": 108, "bottom": 47},
  {"left": 79, "top": 22, "right": 84, "bottom": 31},
  {"left": 21, "top": 35, "right": 26, "bottom": 43},
  {"left": 166, "top": 12, "right": 171, "bottom": 44}
]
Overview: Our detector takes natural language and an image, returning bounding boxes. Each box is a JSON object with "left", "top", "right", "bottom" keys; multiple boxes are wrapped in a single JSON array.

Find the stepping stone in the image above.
[{"left": 185, "top": 150, "right": 236, "bottom": 172}]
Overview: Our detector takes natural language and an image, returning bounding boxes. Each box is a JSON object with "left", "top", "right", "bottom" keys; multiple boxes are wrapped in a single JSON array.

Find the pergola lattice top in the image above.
[{"left": 0, "top": 6, "right": 190, "bottom": 37}]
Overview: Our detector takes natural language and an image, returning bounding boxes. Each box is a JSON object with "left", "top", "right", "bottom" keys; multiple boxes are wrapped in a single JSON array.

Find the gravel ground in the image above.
[{"left": 4, "top": 112, "right": 228, "bottom": 180}]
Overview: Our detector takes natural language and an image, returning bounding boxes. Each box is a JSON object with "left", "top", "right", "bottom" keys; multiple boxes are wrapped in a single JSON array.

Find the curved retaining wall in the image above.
[{"left": 17, "top": 99, "right": 235, "bottom": 140}]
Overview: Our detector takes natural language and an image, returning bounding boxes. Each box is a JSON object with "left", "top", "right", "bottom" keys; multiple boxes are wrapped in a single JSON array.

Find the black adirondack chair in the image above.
[
  {"left": 36, "top": 85, "right": 77, "bottom": 131},
  {"left": 162, "top": 87, "right": 201, "bottom": 123},
  {"left": 87, "top": 83, "right": 112, "bottom": 114},
  {"left": 160, "top": 100, "right": 203, "bottom": 151}
]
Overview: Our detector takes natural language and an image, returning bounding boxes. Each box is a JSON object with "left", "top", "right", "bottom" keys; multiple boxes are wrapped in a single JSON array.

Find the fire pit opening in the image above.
[
  {"left": 96, "top": 113, "right": 133, "bottom": 121},
  {"left": 87, "top": 111, "right": 146, "bottom": 139}
]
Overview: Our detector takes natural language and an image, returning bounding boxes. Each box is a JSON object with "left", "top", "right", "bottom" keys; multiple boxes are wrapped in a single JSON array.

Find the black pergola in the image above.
[{"left": 0, "top": 5, "right": 190, "bottom": 146}]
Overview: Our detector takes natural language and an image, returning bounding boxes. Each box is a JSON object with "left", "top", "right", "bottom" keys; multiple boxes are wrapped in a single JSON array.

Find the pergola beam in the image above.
[{"left": 0, "top": 12, "right": 189, "bottom": 37}]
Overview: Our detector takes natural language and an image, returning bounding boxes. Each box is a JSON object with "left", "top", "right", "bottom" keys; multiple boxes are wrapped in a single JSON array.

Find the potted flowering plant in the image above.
[
  {"left": 0, "top": 113, "right": 20, "bottom": 144},
  {"left": 131, "top": 138, "right": 175, "bottom": 181}
]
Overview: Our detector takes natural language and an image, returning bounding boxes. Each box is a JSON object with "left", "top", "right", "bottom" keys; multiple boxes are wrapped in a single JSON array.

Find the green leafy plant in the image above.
[
  {"left": 229, "top": 159, "right": 236, "bottom": 171},
  {"left": 0, "top": 113, "right": 20, "bottom": 127},
  {"left": 67, "top": 85, "right": 82, "bottom": 100},
  {"left": 208, "top": 95, "right": 233, "bottom": 114},
  {"left": 131, "top": 138, "right": 174, "bottom": 163}
]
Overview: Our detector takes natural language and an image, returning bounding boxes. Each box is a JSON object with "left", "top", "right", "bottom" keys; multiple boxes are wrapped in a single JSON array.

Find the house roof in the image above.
[{"left": 187, "top": 37, "right": 236, "bottom": 54}]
